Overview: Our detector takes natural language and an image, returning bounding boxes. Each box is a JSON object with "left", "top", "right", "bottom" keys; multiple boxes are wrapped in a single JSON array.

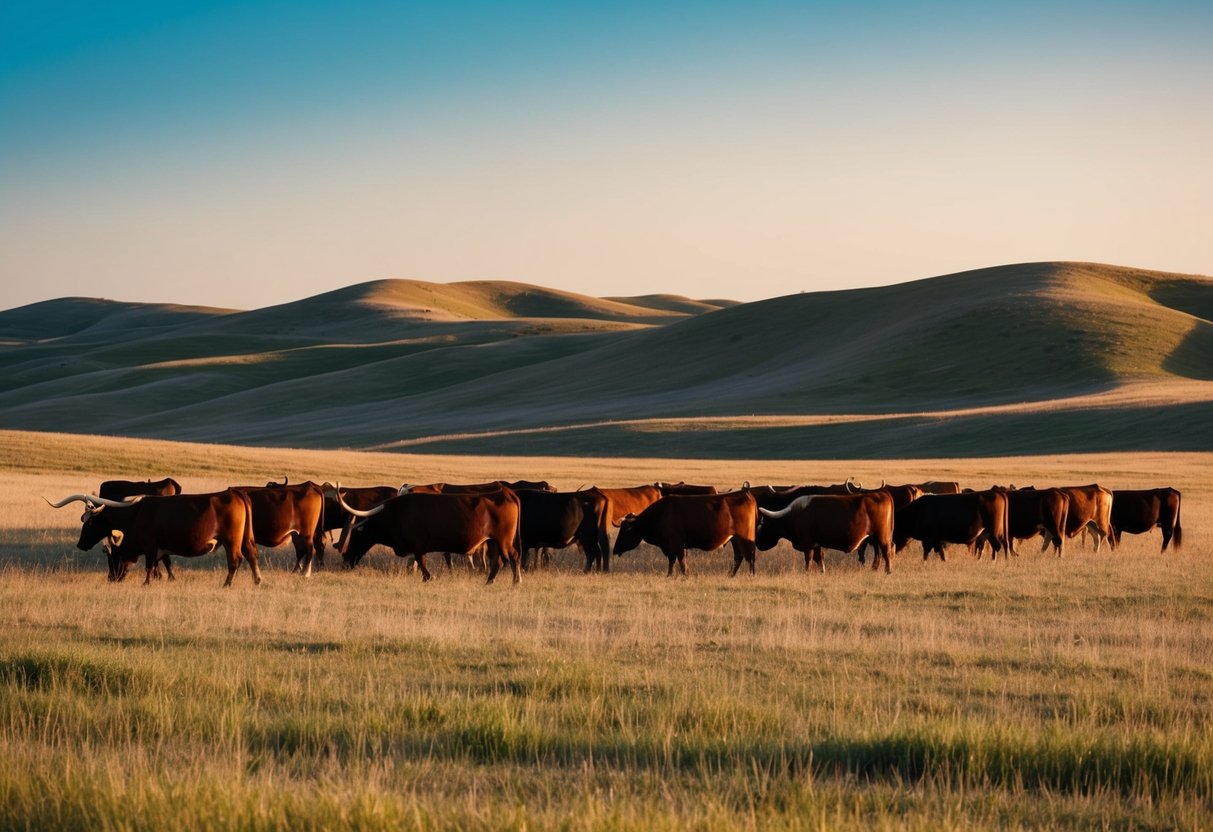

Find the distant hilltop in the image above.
[{"left": 0, "top": 262, "right": 1210, "bottom": 458}]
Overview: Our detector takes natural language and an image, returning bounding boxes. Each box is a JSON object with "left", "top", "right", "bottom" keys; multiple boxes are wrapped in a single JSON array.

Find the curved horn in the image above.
[
  {"left": 398, "top": 483, "right": 412, "bottom": 496},
  {"left": 336, "top": 483, "right": 385, "bottom": 518},
  {"left": 759, "top": 495, "right": 813, "bottom": 519},
  {"left": 46, "top": 494, "right": 141, "bottom": 509},
  {"left": 846, "top": 477, "right": 859, "bottom": 493},
  {"left": 879, "top": 478, "right": 886, "bottom": 489},
  {"left": 44, "top": 494, "right": 98, "bottom": 509}
]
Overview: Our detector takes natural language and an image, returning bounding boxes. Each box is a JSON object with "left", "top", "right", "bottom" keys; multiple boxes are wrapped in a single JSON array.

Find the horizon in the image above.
[
  {"left": 2, "top": 257, "right": 1211, "bottom": 315},
  {"left": 3, "top": 2, "right": 1212, "bottom": 312}
]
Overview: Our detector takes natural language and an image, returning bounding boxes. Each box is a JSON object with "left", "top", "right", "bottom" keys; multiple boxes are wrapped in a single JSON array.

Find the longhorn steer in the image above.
[
  {"left": 47, "top": 490, "right": 258, "bottom": 586},
  {"left": 337, "top": 486, "right": 523, "bottom": 584},
  {"left": 757, "top": 492, "right": 896, "bottom": 573}
]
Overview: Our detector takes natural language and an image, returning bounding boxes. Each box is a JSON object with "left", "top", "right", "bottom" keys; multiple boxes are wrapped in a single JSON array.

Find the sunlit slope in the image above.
[{"left": 0, "top": 262, "right": 1209, "bottom": 454}]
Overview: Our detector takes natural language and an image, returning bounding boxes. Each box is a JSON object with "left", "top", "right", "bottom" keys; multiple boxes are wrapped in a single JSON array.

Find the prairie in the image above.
[{"left": 0, "top": 430, "right": 1208, "bottom": 829}]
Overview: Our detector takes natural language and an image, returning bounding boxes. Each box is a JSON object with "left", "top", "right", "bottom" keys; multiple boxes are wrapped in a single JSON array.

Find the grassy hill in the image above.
[{"left": 0, "top": 262, "right": 1210, "bottom": 456}]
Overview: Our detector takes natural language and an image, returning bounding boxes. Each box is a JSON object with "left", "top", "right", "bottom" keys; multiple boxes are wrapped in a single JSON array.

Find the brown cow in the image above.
[
  {"left": 337, "top": 486, "right": 523, "bottom": 583},
  {"left": 237, "top": 482, "right": 326, "bottom": 576},
  {"left": 599, "top": 485, "right": 664, "bottom": 527},
  {"left": 1110, "top": 488, "right": 1182, "bottom": 552},
  {"left": 98, "top": 477, "right": 182, "bottom": 501},
  {"left": 613, "top": 491, "right": 758, "bottom": 577},
  {"left": 757, "top": 492, "right": 896, "bottom": 573},
  {"left": 1052, "top": 484, "right": 1114, "bottom": 552},
  {"left": 854, "top": 484, "right": 923, "bottom": 564},
  {"left": 975, "top": 487, "right": 1070, "bottom": 556},
  {"left": 47, "top": 490, "right": 258, "bottom": 586},
  {"left": 894, "top": 490, "right": 1011, "bottom": 561}
]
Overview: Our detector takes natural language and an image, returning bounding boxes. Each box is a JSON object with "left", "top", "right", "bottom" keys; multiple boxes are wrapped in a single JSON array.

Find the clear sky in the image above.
[{"left": 1, "top": 1, "right": 1211, "bottom": 311}]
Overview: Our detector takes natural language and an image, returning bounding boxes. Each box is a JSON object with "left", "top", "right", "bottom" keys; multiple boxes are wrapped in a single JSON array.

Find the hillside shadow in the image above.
[{"left": 1161, "top": 319, "right": 1213, "bottom": 381}]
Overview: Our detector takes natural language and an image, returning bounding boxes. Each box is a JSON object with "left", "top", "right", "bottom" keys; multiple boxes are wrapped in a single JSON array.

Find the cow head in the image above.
[
  {"left": 753, "top": 509, "right": 784, "bottom": 552},
  {"left": 612, "top": 513, "right": 643, "bottom": 556},
  {"left": 334, "top": 483, "right": 385, "bottom": 567},
  {"left": 46, "top": 493, "right": 143, "bottom": 579}
]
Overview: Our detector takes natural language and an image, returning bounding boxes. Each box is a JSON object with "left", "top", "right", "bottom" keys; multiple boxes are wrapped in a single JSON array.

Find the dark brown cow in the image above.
[
  {"left": 517, "top": 489, "right": 610, "bottom": 572},
  {"left": 894, "top": 490, "right": 1011, "bottom": 561},
  {"left": 757, "top": 492, "right": 895, "bottom": 573},
  {"left": 47, "top": 490, "right": 258, "bottom": 586},
  {"left": 915, "top": 481, "right": 962, "bottom": 495},
  {"left": 976, "top": 487, "right": 1070, "bottom": 556},
  {"left": 1055, "top": 484, "right": 1114, "bottom": 552},
  {"left": 600, "top": 485, "right": 664, "bottom": 527},
  {"left": 656, "top": 482, "right": 718, "bottom": 496},
  {"left": 1110, "top": 488, "right": 1183, "bottom": 552},
  {"left": 236, "top": 482, "right": 326, "bottom": 576},
  {"left": 613, "top": 491, "right": 758, "bottom": 577},
  {"left": 337, "top": 486, "right": 522, "bottom": 584}
]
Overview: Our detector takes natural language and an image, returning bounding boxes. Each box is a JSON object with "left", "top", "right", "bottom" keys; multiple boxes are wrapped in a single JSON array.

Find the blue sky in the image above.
[{"left": 2, "top": 1, "right": 1211, "bottom": 309}]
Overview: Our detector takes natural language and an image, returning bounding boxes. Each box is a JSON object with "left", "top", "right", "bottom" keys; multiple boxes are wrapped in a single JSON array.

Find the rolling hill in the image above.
[{"left": 0, "top": 263, "right": 1210, "bottom": 457}]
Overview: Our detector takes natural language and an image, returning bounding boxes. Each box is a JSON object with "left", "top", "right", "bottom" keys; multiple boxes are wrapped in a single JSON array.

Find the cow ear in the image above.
[{"left": 109, "top": 530, "right": 124, "bottom": 547}]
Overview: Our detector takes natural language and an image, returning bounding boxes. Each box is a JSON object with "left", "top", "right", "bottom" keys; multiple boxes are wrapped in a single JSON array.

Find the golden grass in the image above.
[{"left": 0, "top": 430, "right": 1209, "bottom": 829}]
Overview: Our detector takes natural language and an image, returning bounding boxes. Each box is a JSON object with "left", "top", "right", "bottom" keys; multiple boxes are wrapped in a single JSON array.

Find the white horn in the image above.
[
  {"left": 45, "top": 494, "right": 140, "bottom": 509},
  {"left": 759, "top": 495, "right": 813, "bottom": 519},
  {"left": 398, "top": 483, "right": 413, "bottom": 496},
  {"left": 336, "top": 482, "right": 385, "bottom": 518},
  {"left": 45, "top": 494, "right": 97, "bottom": 508}
]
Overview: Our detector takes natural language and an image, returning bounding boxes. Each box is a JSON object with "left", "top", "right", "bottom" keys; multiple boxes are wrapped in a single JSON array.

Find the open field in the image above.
[{"left": 0, "top": 430, "right": 1209, "bottom": 829}]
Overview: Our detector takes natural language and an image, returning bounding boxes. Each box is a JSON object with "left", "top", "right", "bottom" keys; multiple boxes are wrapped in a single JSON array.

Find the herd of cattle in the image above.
[{"left": 44, "top": 476, "right": 1183, "bottom": 586}]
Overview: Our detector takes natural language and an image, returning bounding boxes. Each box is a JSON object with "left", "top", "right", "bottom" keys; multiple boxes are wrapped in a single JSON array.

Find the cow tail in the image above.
[
  {"left": 1003, "top": 491, "right": 1011, "bottom": 555},
  {"left": 1173, "top": 494, "right": 1183, "bottom": 550},
  {"left": 512, "top": 492, "right": 523, "bottom": 563},
  {"left": 241, "top": 491, "right": 257, "bottom": 561}
]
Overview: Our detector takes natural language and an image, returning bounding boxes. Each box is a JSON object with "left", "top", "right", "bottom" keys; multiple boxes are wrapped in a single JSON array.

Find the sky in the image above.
[{"left": 1, "top": 1, "right": 1211, "bottom": 311}]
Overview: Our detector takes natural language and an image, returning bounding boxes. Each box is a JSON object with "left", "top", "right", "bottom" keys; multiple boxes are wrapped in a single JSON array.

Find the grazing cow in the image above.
[
  {"left": 976, "top": 487, "right": 1070, "bottom": 556},
  {"left": 318, "top": 484, "right": 398, "bottom": 560},
  {"left": 1109, "top": 488, "right": 1183, "bottom": 552},
  {"left": 47, "top": 490, "right": 258, "bottom": 586},
  {"left": 236, "top": 482, "right": 326, "bottom": 576},
  {"left": 757, "top": 491, "right": 896, "bottom": 573},
  {"left": 894, "top": 490, "right": 1011, "bottom": 561},
  {"left": 1053, "top": 485, "right": 1114, "bottom": 552},
  {"left": 656, "top": 482, "right": 718, "bottom": 496},
  {"left": 517, "top": 489, "right": 610, "bottom": 572},
  {"left": 915, "top": 481, "right": 962, "bottom": 495},
  {"left": 613, "top": 491, "right": 758, "bottom": 577},
  {"left": 337, "top": 486, "right": 523, "bottom": 584}
]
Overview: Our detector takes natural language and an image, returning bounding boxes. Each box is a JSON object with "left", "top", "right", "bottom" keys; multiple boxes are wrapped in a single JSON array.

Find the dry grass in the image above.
[{"left": 0, "top": 431, "right": 1209, "bottom": 829}]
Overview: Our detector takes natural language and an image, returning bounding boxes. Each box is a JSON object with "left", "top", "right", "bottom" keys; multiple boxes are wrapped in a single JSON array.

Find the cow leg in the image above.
[
  {"left": 1159, "top": 525, "right": 1170, "bottom": 553},
  {"left": 677, "top": 551, "right": 689, "bottom": 576},
  {"left": 443, "top": 552, "right": 454, "bottom": 570},
  {"left": 222, "top": 544, "right": 243, "bottom": 588},
  {"left": 143, "top": 552, "right": 158, "bottom": 585},
  {"left": 485, "top": 545, "right": 502, "bottom": 585},
  {"left": 161, "top": 554, "right": 175, "bottom": 582},
  {"left": 814, "top": 546, "right": 825, "bottom": 573},
  {"left": 729, "top": 539, "right": 745, "bottom": 577},
  {"left": 415, "top": 553, "right": 433, "bottom": 582},
  {"left": 293, "top": 532, "right": 316, "bottom": 578},
  {"left": 509, "top": 549, "right": 522, "bottom": 585},
  {"left": 663, "top": 549, "right": 677, "bottom": 577},
  {"left": 802, "top": 548, "right": 812, "bottom": 572},
  {"left": 856, "top": 538, "right": 867, "bottom": 565}
]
